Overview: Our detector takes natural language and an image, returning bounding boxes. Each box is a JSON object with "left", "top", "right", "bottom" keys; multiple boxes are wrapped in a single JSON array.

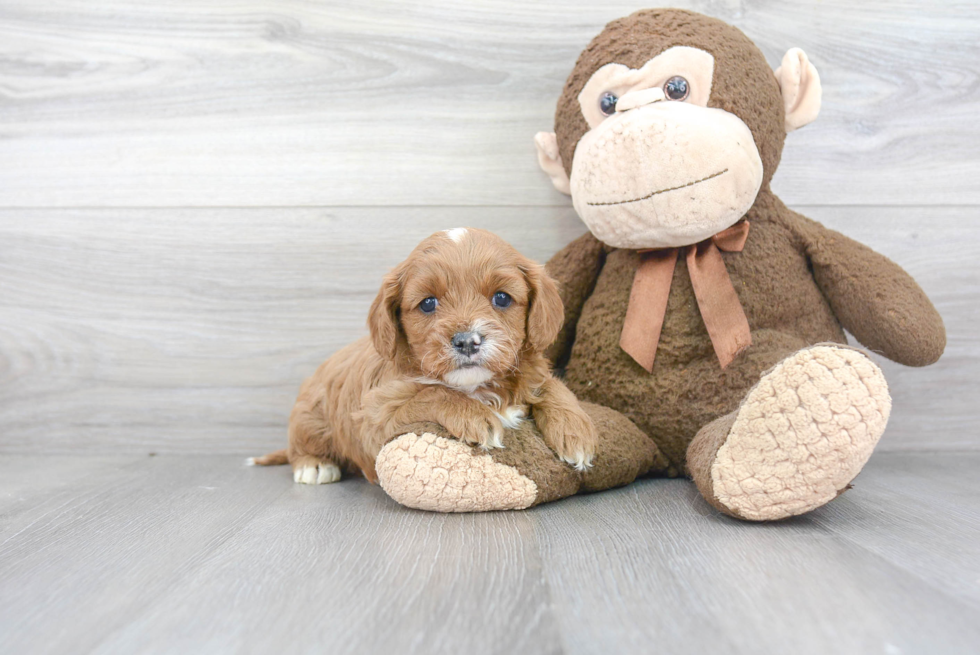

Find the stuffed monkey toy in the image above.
[{"left": 373, "top": 9, "right": 945, "bottom": 520}]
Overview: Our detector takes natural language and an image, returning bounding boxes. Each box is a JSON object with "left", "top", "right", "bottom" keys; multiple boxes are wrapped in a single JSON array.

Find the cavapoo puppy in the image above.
[{"left": 251, "top": 228, "right": 596, "bottom": 485}]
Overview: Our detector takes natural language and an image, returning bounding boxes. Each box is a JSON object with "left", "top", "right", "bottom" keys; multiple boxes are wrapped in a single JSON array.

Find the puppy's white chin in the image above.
[{"left": 443, "top": 366, "right": 494, "bottom": 391}]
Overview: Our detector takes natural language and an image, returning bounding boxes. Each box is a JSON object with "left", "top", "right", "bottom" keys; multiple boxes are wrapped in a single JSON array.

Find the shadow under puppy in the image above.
[{"left": 251, "top": 228, "right": 596, "bottom": 485}]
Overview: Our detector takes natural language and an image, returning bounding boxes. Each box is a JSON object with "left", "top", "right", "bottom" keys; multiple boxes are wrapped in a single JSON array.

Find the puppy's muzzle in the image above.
[{"left": 452, "top": 331, "right": 482, "bottom": 359}]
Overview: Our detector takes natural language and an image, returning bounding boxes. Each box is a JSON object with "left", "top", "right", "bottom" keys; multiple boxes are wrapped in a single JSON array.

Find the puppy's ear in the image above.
[
  {"left": 523, "top": 261, "right": 564, "bottom": 352},
  {"left": 368, "top": 267, "right": 403, "bottom": 360}
]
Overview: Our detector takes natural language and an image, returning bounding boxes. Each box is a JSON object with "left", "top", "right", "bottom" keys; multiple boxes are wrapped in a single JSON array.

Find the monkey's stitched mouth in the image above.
[{"left": 586, "top": 168, "right": 728, "bottom": 207}]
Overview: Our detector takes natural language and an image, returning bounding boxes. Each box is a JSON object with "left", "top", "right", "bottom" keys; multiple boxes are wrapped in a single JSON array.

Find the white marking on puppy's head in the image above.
[{"left": 443, "top": 227, "right": 468, "bottom": 243}]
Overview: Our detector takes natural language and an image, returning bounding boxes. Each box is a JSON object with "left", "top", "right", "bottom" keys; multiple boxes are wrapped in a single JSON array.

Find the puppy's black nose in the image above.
[{"left": 452, "top": 332, "right": 482, "bottom": 356}]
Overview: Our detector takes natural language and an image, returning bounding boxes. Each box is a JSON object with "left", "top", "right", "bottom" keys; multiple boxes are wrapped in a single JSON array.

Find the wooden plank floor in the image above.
[{"left": 1, "top": 452, "right": 978, "bottom": 655}]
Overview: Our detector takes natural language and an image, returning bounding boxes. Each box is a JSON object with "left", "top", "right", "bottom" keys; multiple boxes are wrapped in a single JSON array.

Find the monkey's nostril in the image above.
[{"left": 452, "top": 332, "right": 482, "bottom": 356}]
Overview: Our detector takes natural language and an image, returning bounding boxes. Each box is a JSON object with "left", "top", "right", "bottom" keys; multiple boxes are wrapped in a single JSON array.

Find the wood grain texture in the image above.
[
  {"left": 532, "top": 453, "right": 980, "bottom": 654},
  {"left": 0, "top": 456, "right": 292, "bottom": 654},
  {"left": 93, "top": 470, "right": 561, "bottom": 655},
  {"left": 0, "top": 205, "right": 975, "bottom": 454},
  {"left": 0, "top": 455, "right": 561, "bottom": 655},
  {"left": 0, "top": 453, "right": 977, "bottom": 654},
  {"left": 811, "top": 452, "right": 980, "bottom": 608},
  {"left": 0, "top": 454, "right": 142, "bottom": 529},
  {"left": 0, "top": 0, "right": 978, "bottom": 207}
]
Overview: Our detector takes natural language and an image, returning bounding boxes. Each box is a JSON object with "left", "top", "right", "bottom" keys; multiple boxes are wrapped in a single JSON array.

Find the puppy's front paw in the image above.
[
  {"left": 541, "top": 409, "right": 597, "bottom": 472},
  {"left": 455, "top": 413, "right": 504, "bottom": 450}
]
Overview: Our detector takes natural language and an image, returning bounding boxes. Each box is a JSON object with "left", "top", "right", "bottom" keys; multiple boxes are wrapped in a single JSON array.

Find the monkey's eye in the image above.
[
  {"left": 663, "top": 76, "right": 690, "bottom": 101},
  {"left": 419, "top": 297, "right": 438, "bottom": 314},
  {"left": 491, "top": 291, "right": 512, "bottom": 309},
  {"left": 599, "top": 92, "right": 618, "bottom": 116}
]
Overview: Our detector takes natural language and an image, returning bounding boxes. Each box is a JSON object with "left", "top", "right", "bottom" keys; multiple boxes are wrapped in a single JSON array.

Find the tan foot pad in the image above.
[
  {"left": 713, "top": 345, "right": 891, "bottom": 521},
  {"left": 375, "top": 432, "right": 538, "bottom": 512}
]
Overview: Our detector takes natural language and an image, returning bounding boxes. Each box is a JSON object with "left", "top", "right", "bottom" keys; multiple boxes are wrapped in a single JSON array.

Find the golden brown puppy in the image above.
[{"left": 250, "top": 228, "right": 596, "bottom": 485}]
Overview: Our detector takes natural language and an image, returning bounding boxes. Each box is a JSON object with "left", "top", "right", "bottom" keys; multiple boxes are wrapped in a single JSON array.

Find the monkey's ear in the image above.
[
  {"left": 367, "top": 268, "right": 403, "bottom": 361},
  {"left": 534, "top": 132, "right": 571, "bottom": 195},
  {"left": 775, "top": 48, "right": 822, "bottom": 133}
]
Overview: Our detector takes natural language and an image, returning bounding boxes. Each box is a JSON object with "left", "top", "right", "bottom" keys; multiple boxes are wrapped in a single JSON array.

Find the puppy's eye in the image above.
[
  {"left": 419, "top": 297, "right": 438, "bottom": 314},
  {"left": 599, "top": 92, "right": 618, "bottom": 116},
  {"left": 491, "top": 291, "right": 512, "bottom": 309}
]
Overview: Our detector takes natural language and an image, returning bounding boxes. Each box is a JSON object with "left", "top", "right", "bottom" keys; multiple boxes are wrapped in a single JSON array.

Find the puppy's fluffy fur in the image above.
[{"left": 252, "top": 228, "right": 597, "bottom": 484}]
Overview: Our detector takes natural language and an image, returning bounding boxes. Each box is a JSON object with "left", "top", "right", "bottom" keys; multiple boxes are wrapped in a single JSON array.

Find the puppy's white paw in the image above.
[
  {"left": 293, "top": 463, "right": 341, "bottom": 485},
  {"left": 244, "top": 457, "right": 256, "bottom": 466},
  {"left": 316, "top": 463, "right": 341, "bottom": 484},
  {"left": 562, "top": 452, "right": 594, "bottom": 472},
  {"left": 481, "top": 428, "right": 505, "bottom": 450}
]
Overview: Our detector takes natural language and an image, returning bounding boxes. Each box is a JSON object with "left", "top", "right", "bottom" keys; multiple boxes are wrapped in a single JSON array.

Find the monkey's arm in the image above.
[
  {"left": 795, "top": 214, "right": 945, "bottom": 366},
  {"left": 544, "top": 231, "right": 607, "bottom": 367}
]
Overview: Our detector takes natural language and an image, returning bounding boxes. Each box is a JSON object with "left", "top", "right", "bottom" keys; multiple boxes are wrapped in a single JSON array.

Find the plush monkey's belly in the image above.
[{"left": 561, "top": 219, "right": 846, "bottom": 468}]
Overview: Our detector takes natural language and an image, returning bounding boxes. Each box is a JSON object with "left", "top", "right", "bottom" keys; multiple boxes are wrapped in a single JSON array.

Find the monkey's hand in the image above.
[{"left": 798, "top": 214, "right": 946, "bottom": 367}]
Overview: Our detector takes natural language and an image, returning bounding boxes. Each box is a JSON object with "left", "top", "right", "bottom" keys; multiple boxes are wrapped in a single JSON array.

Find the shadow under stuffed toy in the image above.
[{"left": 374, "top": 8, "right": 946, "bottom": 520}]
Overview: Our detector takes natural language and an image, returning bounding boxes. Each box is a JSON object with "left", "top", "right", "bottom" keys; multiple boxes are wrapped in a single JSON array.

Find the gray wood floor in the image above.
[{"left": 1, "top": 452, "right": 978, "bottom": 655}]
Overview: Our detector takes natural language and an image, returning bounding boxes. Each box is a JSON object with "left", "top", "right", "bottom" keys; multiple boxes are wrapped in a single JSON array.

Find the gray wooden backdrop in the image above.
[{"left": 0, "top": 0, "right": 977, "bottom": 455}]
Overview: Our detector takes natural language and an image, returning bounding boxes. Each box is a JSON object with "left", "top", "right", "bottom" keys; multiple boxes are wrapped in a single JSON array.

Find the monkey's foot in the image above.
[
  {"left": 375, "top": 431, "right": 538, "bottom": 512},
  {"left": 688, "top": 344, "right": 891, "bottom": 521}
]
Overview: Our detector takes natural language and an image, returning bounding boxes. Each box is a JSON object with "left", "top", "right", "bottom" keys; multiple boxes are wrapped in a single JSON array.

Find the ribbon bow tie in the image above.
[{"left": 620, "top": 221, "right": 752, "bottom": 372}]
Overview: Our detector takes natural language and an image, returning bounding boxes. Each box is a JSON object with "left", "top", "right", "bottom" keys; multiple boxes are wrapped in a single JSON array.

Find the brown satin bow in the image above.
[{"left": 620, "top": 221, "right": 752, "bottom": 372}]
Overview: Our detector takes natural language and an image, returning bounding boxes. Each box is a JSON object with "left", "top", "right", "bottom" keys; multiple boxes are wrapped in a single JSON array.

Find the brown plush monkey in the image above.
[{"left": 374, "top": 9, "right": 945, "bottom": 520}]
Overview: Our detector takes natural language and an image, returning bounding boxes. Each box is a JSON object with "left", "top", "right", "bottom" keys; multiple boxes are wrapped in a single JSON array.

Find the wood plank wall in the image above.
[{"left": 0, "top": 1, "right": 977, "bottom": 454}]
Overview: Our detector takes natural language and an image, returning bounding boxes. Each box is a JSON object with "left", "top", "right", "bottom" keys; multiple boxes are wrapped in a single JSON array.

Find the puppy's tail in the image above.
[{"left": 246, "top": 449, "right": 288, "bottom": 467}]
